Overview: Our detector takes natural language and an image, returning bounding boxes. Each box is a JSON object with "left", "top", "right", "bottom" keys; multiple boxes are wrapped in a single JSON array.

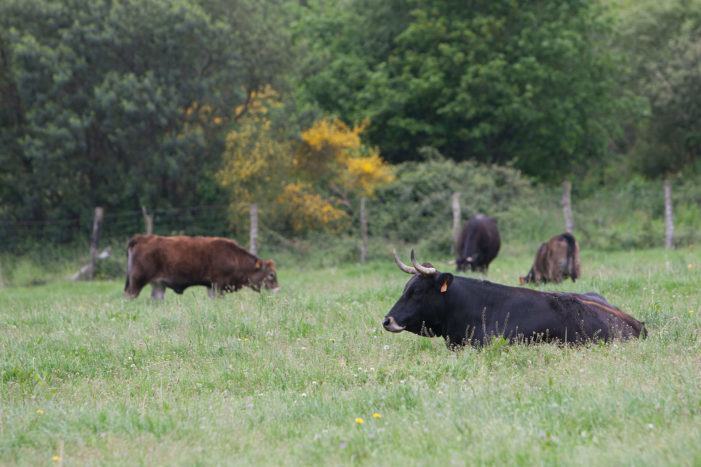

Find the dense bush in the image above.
[
  {"left": 574, "top": 175, "right": 701, "bottom": 250},
  {"left": 369, "top": 154, "right": 556, "bottom": 257}
]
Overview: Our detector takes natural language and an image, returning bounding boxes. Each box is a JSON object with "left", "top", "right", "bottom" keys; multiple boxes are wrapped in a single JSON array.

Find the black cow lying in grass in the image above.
[{"left": 383, "top": 251, "right": 646, "bottom": 349}]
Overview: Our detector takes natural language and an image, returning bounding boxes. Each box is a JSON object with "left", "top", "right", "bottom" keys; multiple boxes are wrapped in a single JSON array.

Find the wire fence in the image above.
[
  {"left": 0, "top": 204, "right": 240, "bottom": 253},
  {"left": 1, "top": 179, "right": 699, "bottom": 257}
]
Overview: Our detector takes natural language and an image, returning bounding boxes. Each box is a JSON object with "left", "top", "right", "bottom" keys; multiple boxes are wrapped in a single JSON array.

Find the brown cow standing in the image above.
[
  {"left": 124, "top": 235, "right": 279, "bottom": 299},
  {"left": 520, "top": 233, "right": 581, "bottom": 284}
]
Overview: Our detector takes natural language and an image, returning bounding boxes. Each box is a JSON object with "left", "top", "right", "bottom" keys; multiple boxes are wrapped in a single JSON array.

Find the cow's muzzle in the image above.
[{"left": 383, "top": 316, "right": 405, "bottom": 333}]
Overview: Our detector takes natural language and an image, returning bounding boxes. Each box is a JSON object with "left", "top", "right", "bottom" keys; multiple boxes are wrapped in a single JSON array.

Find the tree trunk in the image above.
[
  {"left": 249, "top": 203, "right": 258, "bottom": 255},
  {"left": 359, "top": 196, "right": 368, "bottom": 263},
  {"left": 664, "top": 178, "right": 674, "bottom": 249},
  {"left": 562, "top": 180, "right": 574, "bottom": 233},
  {"left": 88, "top": 207, "right": 104, "bottom": 280},
  {"left": 141, "top": 206, "right": 153, "bottom": 234},
  {"left": 451, "top": 192, "right": 461, "bottom": 251}
]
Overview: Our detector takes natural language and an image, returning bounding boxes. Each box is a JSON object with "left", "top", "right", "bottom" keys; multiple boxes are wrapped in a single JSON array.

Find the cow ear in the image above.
[{"left": 436, "top": 273, "right": 453, "bottom": 294}]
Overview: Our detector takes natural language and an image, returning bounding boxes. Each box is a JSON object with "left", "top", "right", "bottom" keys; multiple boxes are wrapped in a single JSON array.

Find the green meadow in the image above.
[{"left": 1, "top": 247, "right": 700, "bottom": 466}]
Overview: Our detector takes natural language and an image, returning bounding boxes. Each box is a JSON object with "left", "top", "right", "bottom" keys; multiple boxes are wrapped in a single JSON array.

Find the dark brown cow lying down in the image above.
[
  {"left": 520, "top": 233, "right": 581, "bottom": 284},
  {"left": 124, "top": 235, "right": 279, "bottom": 299}
]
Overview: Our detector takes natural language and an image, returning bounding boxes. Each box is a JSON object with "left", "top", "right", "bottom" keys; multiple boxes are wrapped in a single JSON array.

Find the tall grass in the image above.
[{"left": 1, "top": 247, "right": 699, "bottom": 465}]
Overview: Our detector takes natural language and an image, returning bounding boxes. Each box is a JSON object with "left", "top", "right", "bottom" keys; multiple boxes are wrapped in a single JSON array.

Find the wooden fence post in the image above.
[
  {"left": 249, "top": 203, "right": 258, "bottom": 255},
  {"left": 664, "top": 178, "right": 674, "bottom": 249},
  {"left": 88, "top": 207, "right": 104, "bottom": 280},
  {"left": 359, "top": 196, "right": 368, "bottom": 263},
  {"left": 141, "top": 206, "right": 153, "bottom": 234},
  {"left": 452, "top": 192, "right": 461, "bottom": 251},
  {"left": 562, "top": 180, "right": 574, "bottom": 233}
]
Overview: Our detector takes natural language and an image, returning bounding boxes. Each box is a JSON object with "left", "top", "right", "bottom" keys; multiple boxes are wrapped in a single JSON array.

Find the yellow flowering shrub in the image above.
[
  {"left": 300, "top": 118, "right": 365, "bottom": 153},
  {"left": 299, "top": 117, "right": 394, "bottom": 197},
  {"left": 218, "top": 112, "right": 394, "bottom": 235},
  {"left": 277, "top": 183, "right": 348, "bottom": 233},
  {"left": 344, "top": 151, "right": 395, "bottom": 196}
]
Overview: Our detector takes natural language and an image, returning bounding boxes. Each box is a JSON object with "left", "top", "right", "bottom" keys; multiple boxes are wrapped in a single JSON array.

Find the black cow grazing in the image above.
[
  {"left": 383, "top": 250, "right": 646, "bottom": 349},
  {"left": 520, "top": 233, "right": 581, "bottom": 284},
  {"left": 455, "top": 214, "right": 501, "bottom": 272}
]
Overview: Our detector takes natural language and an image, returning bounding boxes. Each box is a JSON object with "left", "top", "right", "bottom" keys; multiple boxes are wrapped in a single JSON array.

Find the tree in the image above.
[
  {"left": 295, "top": 0, "right": 626, "bottom": 181},
  {"left": 612, "top": 0, "right": 701, "bottom": 177},
  {"left": 610, "top": 0, "right": 701, "bottom": 248},
  {"left": 0, "top": 0, "right": 293, "bottom": 237}
]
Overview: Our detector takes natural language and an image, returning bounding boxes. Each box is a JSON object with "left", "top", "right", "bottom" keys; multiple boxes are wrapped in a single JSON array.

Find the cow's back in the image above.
[
  {"left": 457, "top": 215, "right": 500, "bottom": 263},
  {"left": 128, "top": 235, "right": 243, "bottom": 283}
]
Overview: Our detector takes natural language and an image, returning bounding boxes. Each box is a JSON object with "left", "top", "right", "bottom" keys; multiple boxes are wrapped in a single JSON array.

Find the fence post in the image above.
[
  {"left": 664, "top": 178, "right": 674, "bottom": 249},
  {"left": 249, "top": 203, "right": 258, "bottom": 255},
  {"left": 452, "top": 192, "right": 461, "bottom": 250},
  {"left": 88, "top": 207, "right": 104, "bottom": 280},
  {"left": 562, "top": 180, "right": 574, "bottom": 233},
  {"left": 359, "top": 196, "right": 368, "bottom": 263},
  {"left": 141, "top": 206, "right": 153, "bottom": 234}
]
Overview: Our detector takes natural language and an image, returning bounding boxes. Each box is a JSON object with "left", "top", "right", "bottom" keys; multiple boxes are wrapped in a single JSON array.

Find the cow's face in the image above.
[
  {"left": 254, "top": 259, "right": 280, "bottom": 292},
  {"left": 384, "top": 251, "right": 453, "bottom": 337},
  {"left": 383, "top": 272, "right": 454, "bottom": 335}
]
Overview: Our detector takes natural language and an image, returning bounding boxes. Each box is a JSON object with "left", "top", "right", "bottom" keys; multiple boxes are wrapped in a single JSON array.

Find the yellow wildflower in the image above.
[
  {"left": 36, "top": 409, "right": 44, "bottom": 415},
  {"left": 355, "top": 417, "right": 364, "bottom": 425},
  {"left": 372, "top": 412, "right": 382, "bottom": 419},
  {"left": 52, "top": 455, "right": 61, "bottom": 462}
]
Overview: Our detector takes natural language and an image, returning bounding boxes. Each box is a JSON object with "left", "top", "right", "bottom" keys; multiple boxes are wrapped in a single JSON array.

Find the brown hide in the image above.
[
  {"left": 520, "top": 233, "right": 581, "bottom": 284},
  {"left": 124, "top": 235, "right": 279, "bottom": 299}
]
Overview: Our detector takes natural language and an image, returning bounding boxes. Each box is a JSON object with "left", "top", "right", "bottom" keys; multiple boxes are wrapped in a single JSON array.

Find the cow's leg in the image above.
[
  {"left": 151, "top": 283, "right": 166, "bottom": 300},
  {"left": 207, "top": 285, "right": 217, "bottom": 299}
]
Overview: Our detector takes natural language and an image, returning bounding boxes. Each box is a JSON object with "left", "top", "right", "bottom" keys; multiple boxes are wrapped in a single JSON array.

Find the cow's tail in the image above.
[{"left": 561, "top": 232, "right": 578, "bottom": 281}]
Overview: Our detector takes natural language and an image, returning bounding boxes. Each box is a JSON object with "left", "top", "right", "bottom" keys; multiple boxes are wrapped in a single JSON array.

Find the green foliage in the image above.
[
  {"left": 0, "top": 247, "right": 79, "bottom": 286},
  {"left": 0, "top": 0, "right": 699, "bottom": 252},
  {"left": 0, "top": 0, "right": 291, "bottom": 226},
  {"left": 370, "top": 153, "right": 555, "bottom": 256},
  {"left": 611, "top": 0, "right": 701, "bottom": 176},
  {"left": 574, "top": 175, "right": 701, "bottom": 250},
  {"left": 296, "top": 0, "right": 628, "bottom": 180}
]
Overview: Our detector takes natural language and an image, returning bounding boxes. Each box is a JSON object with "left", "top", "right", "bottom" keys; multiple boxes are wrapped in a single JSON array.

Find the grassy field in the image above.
[{"left": 1, "top": 247, "right": 700, "bottom": 466}]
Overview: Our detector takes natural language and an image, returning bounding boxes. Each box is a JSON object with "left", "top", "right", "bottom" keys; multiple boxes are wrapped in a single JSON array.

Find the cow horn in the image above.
[
  {"left": 411, "top": 250, "right": 437, "bottom": 275},
  {"left": 393, "top": 249, "right": 417, "bottom": 274}
]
